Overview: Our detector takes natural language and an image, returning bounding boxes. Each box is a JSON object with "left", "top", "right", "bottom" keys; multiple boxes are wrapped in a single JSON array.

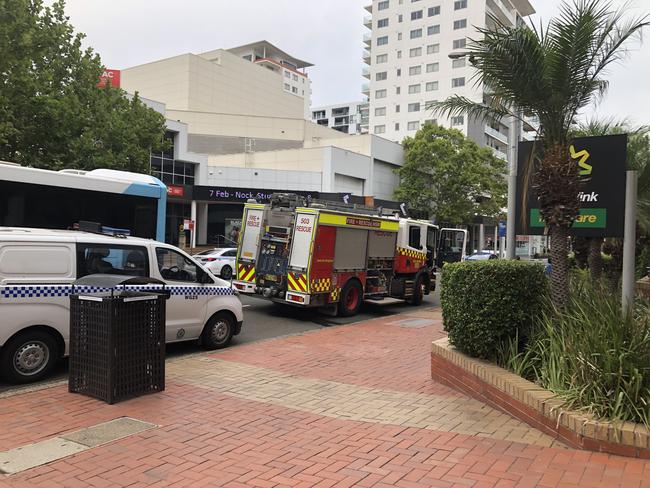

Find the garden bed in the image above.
[{"left": 431, "top": 338, "right": 650, "bottom": 458}]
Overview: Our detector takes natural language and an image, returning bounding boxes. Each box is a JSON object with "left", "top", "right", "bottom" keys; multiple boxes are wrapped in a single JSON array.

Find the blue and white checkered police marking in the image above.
[{"left": 0, "top": 284, "right": 234, "bottom": 299}]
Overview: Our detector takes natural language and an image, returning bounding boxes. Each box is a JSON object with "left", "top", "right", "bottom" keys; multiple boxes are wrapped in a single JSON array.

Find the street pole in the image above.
[
  {"left": 622, "top": 170, "right": 638, "bottom": 316},
  {"left": 506, "top": 114, "right": 519, "bottom": 259}
]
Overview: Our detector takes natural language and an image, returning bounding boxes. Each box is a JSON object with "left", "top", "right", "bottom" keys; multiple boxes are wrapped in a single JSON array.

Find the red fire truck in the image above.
[{"left": 233, "top": 194, "right": 466, "bottom": 316}]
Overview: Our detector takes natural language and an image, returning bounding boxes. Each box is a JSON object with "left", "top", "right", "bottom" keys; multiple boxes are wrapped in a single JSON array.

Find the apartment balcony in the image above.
[
  {"left": 363, "top": 33, "right": 372, "bottom": 46},
  {"left": 362, "top": 50, "right": 371, "bottom": 65},
  {"left": 485, "top": 125, "right": 508, "bottom": 145},
  {"left": 362, "top": 83, "right": 370, "bottom": 97},
  {"left": 487, "top": 0, "right": 517, "bottom": 26},
  {"left": 363, "top": 16, "right": 372, "bottom": 29},
  {"left": 491, "top": 147, "right": 508, "bottom": 161},
  {"left": 362, "top": 67, "right": 371, "bottom": 79},
  {"left": 364, "top": 4, "right": 372, "bottom": 13}
]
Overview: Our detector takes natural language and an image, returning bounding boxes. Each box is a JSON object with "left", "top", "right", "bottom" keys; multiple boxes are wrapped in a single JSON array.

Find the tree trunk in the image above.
[
  {"left": 549, "top": 225, "right": 570, "bottom": 309},
  {"left": 588, "top": 237, "right": 603, "bottom": 281}
]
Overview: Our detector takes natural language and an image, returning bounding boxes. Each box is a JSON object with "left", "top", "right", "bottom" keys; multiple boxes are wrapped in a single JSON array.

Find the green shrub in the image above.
[
  {"left": 440, "top": 260, "right": 547, "bottom": 360},
  {"left": 520, "top": 281, "right": 650, "bottom": 426}
]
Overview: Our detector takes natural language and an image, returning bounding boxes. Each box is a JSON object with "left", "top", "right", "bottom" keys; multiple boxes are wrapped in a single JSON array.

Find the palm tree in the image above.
[{"left": 431, "top": 0, "right": 648, "bottom": 307}]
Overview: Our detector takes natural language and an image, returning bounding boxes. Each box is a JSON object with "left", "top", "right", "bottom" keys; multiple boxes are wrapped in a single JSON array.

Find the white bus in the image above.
[{"left": 0, "top": 162, "right": 167, "bottom": 240}]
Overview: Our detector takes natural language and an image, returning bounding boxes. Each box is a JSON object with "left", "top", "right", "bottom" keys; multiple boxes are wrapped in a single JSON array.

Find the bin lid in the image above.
[{"left": 73, "top": 274, "right": 165, "bottom": 288}]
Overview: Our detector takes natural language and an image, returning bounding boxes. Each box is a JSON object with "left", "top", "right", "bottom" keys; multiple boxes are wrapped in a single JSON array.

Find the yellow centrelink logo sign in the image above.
[{"left": 570, "top": 145, "right": 592, "bottom": 176}]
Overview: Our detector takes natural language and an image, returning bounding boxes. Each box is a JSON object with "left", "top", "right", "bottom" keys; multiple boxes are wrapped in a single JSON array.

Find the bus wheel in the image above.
[
  {"left": 0, "top": 330, "right": 60, "bottom": 384},
  {"left": 338, "top": 280, "right": 363, "bottom": 317}
]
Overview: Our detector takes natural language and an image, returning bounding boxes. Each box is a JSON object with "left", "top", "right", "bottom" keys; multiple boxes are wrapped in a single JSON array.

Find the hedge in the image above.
[{"left": 440, "top": 260, "right": 548, "bottom": 360}]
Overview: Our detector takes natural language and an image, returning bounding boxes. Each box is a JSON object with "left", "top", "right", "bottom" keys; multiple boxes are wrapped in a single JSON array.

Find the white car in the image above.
[
  {"left": 466, "top": 250, "right": 499, "bottom": 261},
  {"left": 0, "top": 227, "right": 244, "bottom": 384},
  {"left": 193, "top": 248, "right": 237, "bottom": 280}
]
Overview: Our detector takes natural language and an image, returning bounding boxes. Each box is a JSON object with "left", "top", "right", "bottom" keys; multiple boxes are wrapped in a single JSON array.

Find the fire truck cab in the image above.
[{"left": 233, "top": 194, "right": 466, "bottom": 316}]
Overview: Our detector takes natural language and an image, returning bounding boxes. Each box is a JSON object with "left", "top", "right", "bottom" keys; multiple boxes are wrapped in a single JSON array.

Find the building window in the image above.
[
  {"left": 453, "top": 38, "right": 467, "bottom": 49},
  {"left": 284, "top": 83, "right": 290, "bottom": 90},
  {"left": 428, "top": 6, "right": 440, "bottom": 16},
  {"left": 378, "top": 18, "right": 389, "bottom": 28},
  {"left": 377, "top": 35, "right": 389, "bottom": 45},
  {"left": 452, "top": 58, "right": 466, "bottom": 68},
  {"left": 427, "top": 43, "right": 440, "bottom": 54},
  {"left": 426, "top": 62, "right": 439, "bottom": 73},
  {"left": 409, "top": 65, "right": 422, "bottom": 76},
  {"left": 410, "top": 28, "right": 422, "bottom": 39},
  {"left": 408, "top": 121, "right": 420, "bottom": 131},
  {"left": 395, "top": 122, "right": 400, "bottom": 131},
  {"left": 395, "top": 104, "right": 400, "bottom": 113},
  {"left": 312, "top": 110, "right": 326, "bottom": 119},
  {"left": 452, "top": 77, "right": 466, "bottom": 87},
  {"left": 398, "top": 32, "right": 403, "bottom": 40},
  {"left": 150, "top": 132, "right": 196, "bottom": 186},
  {"left": 375, "top": 89, "right": 387, "bottom": 99},
  {"left": 425, "top": 101, "right": 437, "bottom": 111},
  {"left": 292, "top": 86, "right": 298, "bottom": 93},
  {"left": 454, "top": 0, "right": 468, "bottom": 9},
  {"left": 378, "top": 0, "right": 390, "bottom": 10},
  {"left": 397, "top": 50, "right": 402, "bottom": 58},
  {"left": 284, "top": 71, "right": 290, "bottom": 78},
  {"left": 375, "top": 107, "right": 387, "bottom": 116},
  {"left": 376, "top": 71, "right": 388, "bottom": 81},
  {"left": 451, "top": 115, "right": 465, "bottom": 125},
  {"left": 376, "top": 54, "right": 388, "bottom": 64},
  {"left": 411, "top": 10, "right": 423, "bottom": 20},
  {"left": 396, "top": 86, "right": 401, "bottom": 94},
  {"left": 375, "top": 125, "right": 386, "bottom": 134},
  {"left": 424, "top": 118, "right": 438, "bottom": 125},
  {"left": 408, "top": 102, "right": 420, "bottom": 112},
  {"left": 408, "top": 84, "right": 421, "bottom": 94},
  {"left": 454, "top": 19, "right": 467, "bottom": 29},
  {"left": 409, "top": 47, "right": 422, "bottom": 57},
  {"left": 427, "top": 25, "right": 440, "bottom": 35},
  {"left": 426, "top": 81, "right": 439, "bottom": 91},
  {"left": 398, "top": 14, "right": 403, "bottom": 22},
  {"left": 397, "top": 68, "right": 401, "bottom": 76},
  {"left": 292, "top": 74, "right": 298, "bottom": 81}
]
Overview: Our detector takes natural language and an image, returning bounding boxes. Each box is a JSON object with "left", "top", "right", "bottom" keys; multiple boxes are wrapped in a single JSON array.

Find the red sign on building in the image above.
[
  {"left": 167, "top": 185, "right": 185, "bottom": 197},
  {"left": 97, "top": 69, "right": 121, "bottom": 88}
]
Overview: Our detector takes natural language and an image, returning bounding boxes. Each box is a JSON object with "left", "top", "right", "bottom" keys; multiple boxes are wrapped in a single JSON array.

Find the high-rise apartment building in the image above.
[
  {"left": 363, "top": 0, "right": 535, "bottom": 158},
  {"left": 310, "top": 101, "right": 370, "bottom": 134}
]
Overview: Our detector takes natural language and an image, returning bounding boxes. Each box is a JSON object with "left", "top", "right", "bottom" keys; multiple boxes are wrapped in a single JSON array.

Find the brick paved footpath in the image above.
[{"left": 1, "top": 308, "right": 649, "bottom": 487}]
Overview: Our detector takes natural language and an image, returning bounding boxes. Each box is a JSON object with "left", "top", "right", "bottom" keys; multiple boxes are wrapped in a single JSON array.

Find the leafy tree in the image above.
[
  {"left": 0, "top": 0, "right": 167, "bottom": 172},
  {"left": 431, "top": 0, "right": 649, "bottom": 307},
  {"left": 395, "top": 123, "right": 507, "bottom": 225}
]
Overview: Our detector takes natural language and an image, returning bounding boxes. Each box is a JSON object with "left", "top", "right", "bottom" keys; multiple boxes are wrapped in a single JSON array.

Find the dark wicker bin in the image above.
[{"left": 68, "top": 275, "right": 167, "bottom": 404}]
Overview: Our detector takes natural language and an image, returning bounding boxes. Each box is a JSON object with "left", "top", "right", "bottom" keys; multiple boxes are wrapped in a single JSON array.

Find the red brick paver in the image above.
[{"left": 1, "top": 307, "right": 649, "bottom": 487}]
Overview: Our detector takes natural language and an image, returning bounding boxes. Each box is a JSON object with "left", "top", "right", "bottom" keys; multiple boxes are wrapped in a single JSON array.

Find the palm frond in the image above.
[{"left": 427, "top": 96, "right": 512, "bottom": 127}]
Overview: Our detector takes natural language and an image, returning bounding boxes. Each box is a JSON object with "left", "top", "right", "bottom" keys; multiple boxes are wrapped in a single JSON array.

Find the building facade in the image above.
[
  {"left": 363, "top": 0, "right": 535, "bottom": 158},
  {"left": 123, "top": 42, "right": 405, "bottom": 248},
  {"left": 310, "top": 101, "right": 369, "bottom": 135}
]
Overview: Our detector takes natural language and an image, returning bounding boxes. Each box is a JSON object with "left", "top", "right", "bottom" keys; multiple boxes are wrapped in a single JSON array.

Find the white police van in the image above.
[{"left": 0, "top": 226, "right": 244, "bottom": 384}]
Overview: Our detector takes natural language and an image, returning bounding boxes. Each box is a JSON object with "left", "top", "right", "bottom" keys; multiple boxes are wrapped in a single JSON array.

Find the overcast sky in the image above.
[{"left": 56, "top": 0, "right": 649, "bottom": 125}]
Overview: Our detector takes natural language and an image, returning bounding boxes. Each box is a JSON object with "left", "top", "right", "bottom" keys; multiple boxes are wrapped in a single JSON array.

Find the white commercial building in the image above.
[
  {"left": 121, "top": 42, "right": 405, "bottom": 248},
  {"left": 310, "top": 101, "right": 370, "bottom": 135},
  {"left": 362, "top": 0, "right": 535, "bottom": 159}
]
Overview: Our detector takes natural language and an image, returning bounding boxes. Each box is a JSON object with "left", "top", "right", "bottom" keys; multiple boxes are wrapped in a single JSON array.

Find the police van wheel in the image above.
[
  {"left": 0, "top": 330, "right": 59, "bottom": 384},
  {"left": 201, "top": 312, "right": 234, "bottom": 350},
  {"left": 220, "top": 266, "right": 233, "bottom": 280}
]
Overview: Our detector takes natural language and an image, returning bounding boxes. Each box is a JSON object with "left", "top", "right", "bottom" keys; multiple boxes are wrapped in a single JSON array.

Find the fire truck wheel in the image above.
[
  {"left": 408, "top": 275, "right": 425, "bottom": 306},
  {"left": 338, "top": 280, "right": 363, "bottom": 317}
]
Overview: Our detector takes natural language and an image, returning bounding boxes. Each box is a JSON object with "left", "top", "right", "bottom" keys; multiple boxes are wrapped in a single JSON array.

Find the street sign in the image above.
[{"left": 515, "top": 134, "right": 627, "bottom": 237}]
